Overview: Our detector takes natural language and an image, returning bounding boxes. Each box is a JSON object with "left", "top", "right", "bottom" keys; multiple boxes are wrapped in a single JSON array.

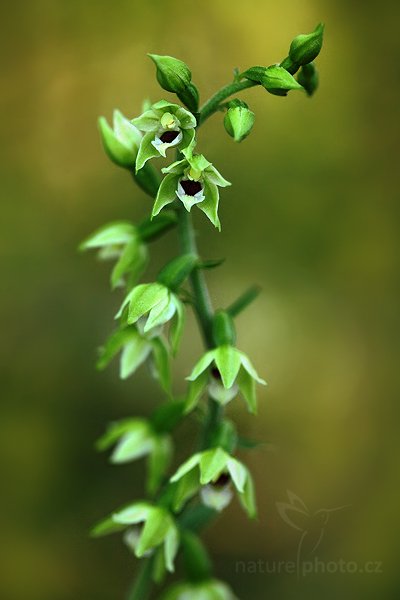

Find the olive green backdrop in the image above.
[{"left": 1, "top": 1, "right": 399, "bottom": 598}]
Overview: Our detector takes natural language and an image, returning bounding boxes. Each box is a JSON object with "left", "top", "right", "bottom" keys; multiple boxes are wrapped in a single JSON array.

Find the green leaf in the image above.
[
  {"left": 136, "top": 131, "right": 161, "bottom": 171},
  {"left": 147, "top": 435, "right": 172, "bottom": 495},
  {"left": 236, "top": 367, "right": 257, "bottom": 414},
  {"left": 198, "top": 181, "right": 221, "bottom": 230},
  {"left": 239, "top": 470, "right": 257, "bottom": 519},
  {"left": 186, "top": 350, "right": 216, "bottom": 382},
  {"left": 150, "top": 337, "right": 171, "bottom": 394},
  {"left": 80, "top": 221, "right": 136, "bottom": 251},
  {"left": 136, "top": 508, "right": 171, "bottom": 557},
  {"left": 169, "top": 297, "right": 185, "bottom": 355},
  {"left": 119, "top": 334, "right": 151, "bottom": 380},
  {"left": 214, "top": 346, "right": 242, "bottom": 389},
  {"left": 126, "top": 283, "right": 168, "bottom": 324},
  {"left": 199, "top": 448, "right": 228, "bottom": 485},
  {"left": 152, "top": 174, "right": 180, "bottom": 218}
]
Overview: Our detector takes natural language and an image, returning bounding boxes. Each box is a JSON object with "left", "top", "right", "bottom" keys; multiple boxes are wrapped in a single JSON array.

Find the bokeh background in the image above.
[{"left": 1, "top": 1, "right": 399, "bottom": 598}]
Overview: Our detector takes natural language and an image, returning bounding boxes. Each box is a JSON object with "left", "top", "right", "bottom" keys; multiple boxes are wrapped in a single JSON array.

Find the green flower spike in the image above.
[
  {"left": 79, "top": 221, "right": 148, "bottom": 289},
  {"left": 98, "top": 109, "right": 142, "bottom": 168},
  {"left": 152, "top": 154, "right": 231, "bottom": 230},
  {"left": 132, "top": 100, "right": 196, "bottom": 171},
  {"left": 96, "top": 417, "right": 172, "bottom": 495},
  {"left": 186, "top": 345, "right": 266, "bottom": 414},
  {"left": 162, "top": 579, "right": 238, "bottom": 600},
  {"left": 92, "top": 502, "right": 179, "bottom": 572},
  {"left": 170, "top": 447, "right": 257, "bottom": 518}
]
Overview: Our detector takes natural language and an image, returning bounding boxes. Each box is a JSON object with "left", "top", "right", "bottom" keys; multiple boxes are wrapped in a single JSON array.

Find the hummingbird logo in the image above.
[{"left": 276, "top": 491, "right": 349, "bottom": 575}]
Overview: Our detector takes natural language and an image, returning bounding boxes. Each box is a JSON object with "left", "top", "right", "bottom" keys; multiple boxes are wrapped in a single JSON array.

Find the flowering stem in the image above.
[
  {"left": 127, "top": 556, "right": 154, "bottom": 600},
  {"left": 199, "top": 79, "right": 257, "bottom": 125}
]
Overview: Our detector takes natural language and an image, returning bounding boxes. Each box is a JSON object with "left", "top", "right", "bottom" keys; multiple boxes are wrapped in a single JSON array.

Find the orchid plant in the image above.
[{"left": 81, "top": 23, "right": 324, "bottom": 600}]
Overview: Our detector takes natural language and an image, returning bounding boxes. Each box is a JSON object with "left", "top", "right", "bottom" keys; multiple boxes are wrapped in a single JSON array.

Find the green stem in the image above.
[
  {"left": 199, "top": 79, "right": 257, "bottom": 125},
  {"left": 127, "top": 557, "right": 154, "bottom": 600},
  {"left": 177, "top": 206, "right": 214, "bottom": 348}
]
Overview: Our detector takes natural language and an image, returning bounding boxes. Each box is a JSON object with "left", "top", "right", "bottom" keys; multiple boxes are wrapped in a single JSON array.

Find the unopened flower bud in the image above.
[
  {"left": 98, "top": 110, "right": 142, "bottom": 168},
  {"left": 297, "top": 62, "right": 319, "bottom": 96},
  {"left": 224, "top": 100, "right": 255, "bottom": 142},
  {"left": 289, "top": 23, "right": 324, "bottom": 66},
  {"left": 148, "top": 54, "right": 199, "bottom": 113},
  {"left": 157, "top": 253, "right": 198, "bottom": 291},
  {"left": 242, "top": 65, "right": 303, "bottom": 96}
]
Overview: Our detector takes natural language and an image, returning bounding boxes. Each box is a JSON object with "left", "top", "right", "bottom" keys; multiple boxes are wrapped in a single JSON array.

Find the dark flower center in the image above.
[
  {"left": 211, "top": 366, "right": 222, "bottom": 381},
  {"left": 213, "top": 472, "right": 231, "bottom": 488},
  {"left": 160, "top": 130, "right": 180, "bottom": 144},
  {"left": 181, "top": 179, "right": 203, "bottom": 196}
]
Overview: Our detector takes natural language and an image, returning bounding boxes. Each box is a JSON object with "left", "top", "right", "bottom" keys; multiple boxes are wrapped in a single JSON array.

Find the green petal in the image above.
[
  {"left": 226, "top": 457, "right": 248, "bottom": 493},
  {"left": 184, "top": 369, "right": 208, "bottom": 414},
  {"left": 144, "top": 292, "right": 176, "bottom": 333},
  {"left": 132, "top": 108, "right": 159, "bottom": 132},
  {"left": 162, "top": 159, "right": 187, "bottom": 175},
  {"left": 239, "top": 470, "right": 257, "bottom": 519},
  {"left": 199, "top": 448, "right": 229, "bottom": 485},
  {"left": 205, "top": 164, "right": 231, "bottom": 188},
  {"left": 113, "top": 109, "right": 142, "bottom": 148},
  {"left": 119, "top": 335, "right": 152, "bottom": 379},
  {"left": 90, "top": 516, "right": 126, "bottom": 538},
  {"left": 198, "top": 181, "right": 221, "bottom": 230},
  {"left": 175, "top": 105, "right": 197, "bottom": 129},
  {"left": 136, "top": 131, "right": 160, "bottom": 171},
  {"left": 152, "top": 174, "right": 179, "bottom": 218},
  {"left": 126, "top": 283, "right": 168, "bottom": 324},
  {"left": 98, "top": 117, "right": 135, "bottom": 168},
  {"left": 112, "top": 502, "right": 152, "bottom": 525},
  {"left": 111, "top": 239, "right": 148, "bottom": 290},
  {"left": 136, "top": 508, "right": 172, "bottom": 557},
  {"left": 169, "top": 296, "right": 185, "bottom": 355},
  {"left": 239, "top": 352, "right": 267, "bottom": 384},
  {"left": 96, "top": 417, "right": 144, "bottom": 451},
  {"left": 171, "top": 469, "right": 201, "bottom": 512},
  {"left": 111, "top": 423, "right": 154, "bottom": 463},
  {"left": 236, "top": 367, "right": 257, "bottom": 414},
  {"left": 164, "top": 525, "right": 179, "bottom": 572},
  {"left": 79, "top": 221, "right": 136, "bottom": 250},
  {"left": 186, "top": 350, "right": 216, "bottom": 381},
  {"left": 214, "top": 345, "right": 242, "bottom": 389},
  {"left": 150, "top": 337, "right": 171, "bottom": 394},
  {"left": 180, "top": 128, "right": 196, "bottom": 156},
  {"left": 170, "top": 453, "right": 201, "bottom": 483},
  {"left": 147, "top": 435, "right": 172, "bottom": 495},
  {"left": 96, "top": 327, "right": 138, "bottom": 371}
]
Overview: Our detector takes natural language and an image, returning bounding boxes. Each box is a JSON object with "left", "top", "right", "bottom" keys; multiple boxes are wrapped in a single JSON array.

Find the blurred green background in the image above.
[{"left": 1, "top": 0, "right": 399, "bottom": 598}]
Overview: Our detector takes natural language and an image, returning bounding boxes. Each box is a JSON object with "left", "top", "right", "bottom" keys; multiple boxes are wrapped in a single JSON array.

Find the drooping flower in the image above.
[
  {"left": 92, "top": 502, "right": 179, "bottom": 572},
  {"left": 96, "top": 416, "right": 172, "bottom": 495},
  {"left": 185, "top": 344, "right": 266, "bottom": 414},
  {"left": 161, "top": 578, "right": 238, "bottom": 600},
  {"left": 170, "top": 447, "right": 256, "bottom": 518},
  {"left": 132, "top": 100, "right": 196, "bottom": 170},
  {"left": 98, "top": 109, "right": 142, "bottom": 168},
  {"left": 152, "top": 153, "right": 231, "bottom": 230}
]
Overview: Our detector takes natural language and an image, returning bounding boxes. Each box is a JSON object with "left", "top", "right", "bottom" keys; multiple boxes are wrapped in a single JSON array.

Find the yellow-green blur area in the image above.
[{"left": 1, "top": 1, "right": 399, "bottom": 598}]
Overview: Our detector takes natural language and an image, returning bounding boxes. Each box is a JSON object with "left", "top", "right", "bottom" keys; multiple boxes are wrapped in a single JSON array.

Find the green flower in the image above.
[
  {"left": 96, "top": 417, "right": 172, "bottom": 495},
  {"left": 92, "top": 502, "right": 179, "bottom": 572},
  {"left": 170, "top": 447, "right": 256, "bottom": 518},
  {"left": 79, "top": 220, "right": 148, "bottom": 289},
  {"left": 98, "top": 110, "right": 142, "bottom": 168},
  {"left": 185, "top": 345, "right": 266, "bottom": 414},
  {"left": 152, "top": 154, "right": 231, "bottom": 230},
  {"left": 161, "top": 579, "right": 238, "bottom": 600},
  {"left": 132, "top": 100, "right": 196, "bottom": 171},
  {"left": 115, "top": 282, "right": 185, "bottom": 352}
]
